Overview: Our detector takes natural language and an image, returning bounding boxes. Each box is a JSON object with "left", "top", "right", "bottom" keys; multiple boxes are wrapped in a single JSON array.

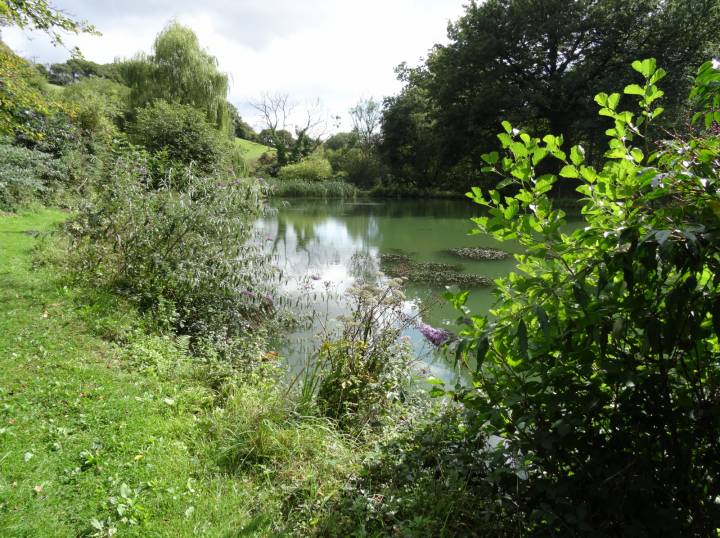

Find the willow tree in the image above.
[{"left": 118, "top": 22, "right": 230, "bottom": 132}]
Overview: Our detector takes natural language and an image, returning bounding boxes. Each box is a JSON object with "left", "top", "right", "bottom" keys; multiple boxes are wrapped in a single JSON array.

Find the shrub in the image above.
[
  {"left": 129, "top": 100, "right": 226, "bottom": 176},
  {"left": 268, "top": 178, "right": 357, "bottom": 199},
  {"left": 448, "top": 59, "right": 720, "bottom": 534},
  {"left": 0, "top": 142, "right": 72, "bottom": 210},
  {"left": 327, "top": 146, "right": 385, "bottom": 188},
  {"left": 0, "top": 41, "right": 60, "bottom": 140},
  {"left": 307, "top": 280, "right": 415, "bottom": 431},
  {"left": 61, "top": 77, "right": 130, "bottom": 145},
  {"left": 277, "top": 157, "right": 333, "bottom": 181},
  {"left": 68, "top": 150, "right": 272, "bottom": 347}
]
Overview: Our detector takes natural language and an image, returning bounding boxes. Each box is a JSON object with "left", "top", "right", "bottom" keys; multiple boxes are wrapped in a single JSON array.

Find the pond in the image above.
[{"left": 256, "top": 197, "right": 523, "bottom": 383}]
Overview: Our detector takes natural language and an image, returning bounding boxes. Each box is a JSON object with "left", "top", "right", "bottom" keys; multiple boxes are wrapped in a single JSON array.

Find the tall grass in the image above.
[{"left": 268, "top": 178, "right": 358, "bottom": 199}]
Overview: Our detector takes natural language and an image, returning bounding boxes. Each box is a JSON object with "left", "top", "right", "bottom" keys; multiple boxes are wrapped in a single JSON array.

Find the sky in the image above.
[{"left": 2, "top": 0, "right": 466, "bottom": 132}]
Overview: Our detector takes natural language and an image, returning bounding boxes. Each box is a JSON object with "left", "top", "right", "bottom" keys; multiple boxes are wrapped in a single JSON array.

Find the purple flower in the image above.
[
  {"left": 264, "top": 294, "right": 274, "bottom": 307},
  {"left": 242, "top": 289, "right": 256, "bottom": 299},
  {"left": 418, "top": 322, "right": 452, "bottom": 347}
]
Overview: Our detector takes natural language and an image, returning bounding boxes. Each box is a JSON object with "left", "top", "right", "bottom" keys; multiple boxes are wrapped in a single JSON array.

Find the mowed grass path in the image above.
[{"left": 0, "top": 210, "right": 270, "bottom": 536}]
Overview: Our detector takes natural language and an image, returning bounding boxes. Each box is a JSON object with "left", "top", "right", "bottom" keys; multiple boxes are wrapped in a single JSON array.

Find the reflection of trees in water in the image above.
[
  {"left": 274, "top": 198, "right": 482, "bottom": 220},
  {"left": 349, "top": 251, "right": 380, "bottom": 283}
]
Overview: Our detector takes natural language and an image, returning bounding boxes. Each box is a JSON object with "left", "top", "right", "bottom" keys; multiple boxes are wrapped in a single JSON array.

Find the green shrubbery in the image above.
[
  {"left": 277, "top": 156, "right": 333, "bottom": 181},
  {"left": 442, "top": 59, "right": 720, "bottom": 534},
  {"left": 0, "top": 142, "right": 77, "bottom": 210},
  {"left": 68, "top": 150, "right": 271, "bottom": 350},
  {"left": 61, "top": 77, "right": 130, "bottom": 144},
  {"left": 308, "top": 281, "right": 415, "bottom": 431},
  {"left": 129, "top": 100, "right": 227, "bottom": 178},
  {"left": 268, "top": 178, "right": 357, "bottom": 199}
]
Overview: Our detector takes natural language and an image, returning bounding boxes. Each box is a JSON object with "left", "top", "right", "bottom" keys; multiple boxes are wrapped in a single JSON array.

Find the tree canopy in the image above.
[
  {"left": 381, "top": 0, "right": 720, "bottom": 191},
  {"left": 117, "top": 21, "right": 230, "bottom": 131}
]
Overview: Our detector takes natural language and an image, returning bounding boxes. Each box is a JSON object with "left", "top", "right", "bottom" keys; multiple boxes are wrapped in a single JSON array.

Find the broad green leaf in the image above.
[
  {"left": 624, "top": 84, "right": 645, "bottom": 96},
  {"left": 560, "top": 165, "right": 579, "bottom": 178}
]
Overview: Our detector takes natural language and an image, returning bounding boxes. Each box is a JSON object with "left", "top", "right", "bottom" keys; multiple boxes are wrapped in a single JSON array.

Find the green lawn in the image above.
[
  {"left": 0, "top": 209, "right": 356, "bottom": 536},
  {"left": 0, "top": 210, "right": 270, "bottom": 536},
  {"left": 235, "top": 138, "right": 274, "bottom": 166}
]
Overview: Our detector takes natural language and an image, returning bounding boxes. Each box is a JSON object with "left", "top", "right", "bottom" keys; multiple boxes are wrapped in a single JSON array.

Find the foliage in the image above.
[
  {"left": 206, "top": 377, "right": 357, "bottom": 531},
  {"left": 349, "top": 97, "right": 382, "bottom": 147},
  {"left": 0, "top": 41, "right": 63, "bottom": 139},
  {"left": 381, "top": 0, "right": 720, "bottom": 192},
  {"left": 312, "top": 404, "right": 520, "bottom": 537},
  {"left": 0, "top": 209, "right": 364, "bottom": 537},
  {"left": 0, "top": 141, "right": 75, "bottom": 210},
  {"left": 227, "top": 102, "right": 258, "bottom": 141},
  {"left": 0, "top": 0, "right": 97, "bottom": 47},
  {"left": 380, "top": 82, "right": 443, "bottom": 190},
  {"left": 332, "top": 146, "right": 386, "bottom": 188},
  {"left": 117, "top": 21, "right": 230, "bottom": 131},
  {"left": 310, "top": 281, "right": 415, "bottom": 431},
  {"left": 277, "top": 156, "right": 333, "bottom": 182},
  {"left": 61, "top": 77, "right": 130, "bottom": 144},
  {"left": 129, "top": 100, "right": 226, "bottom": 178},
  {"left": 267, "top": 178, "right": 357, "bottom": 199},
  {"left": 324, "top": 131, "right": 359, "bottom": 152},
  {"left": 47, "top": 58, "right": 122, "bottom": 85},
  {"left": 446, "top": 59, "right": 720, "bottom": 534},
  {"left": 68, "top": 152, "right": 271, "bottom": 347}
]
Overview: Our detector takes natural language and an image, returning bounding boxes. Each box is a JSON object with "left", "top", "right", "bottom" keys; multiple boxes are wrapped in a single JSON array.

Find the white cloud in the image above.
[{"left": 1, "top": 0, "right": 465, "bottom": 131}]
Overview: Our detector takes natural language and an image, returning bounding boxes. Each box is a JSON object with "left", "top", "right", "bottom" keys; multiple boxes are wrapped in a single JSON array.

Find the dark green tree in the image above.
[{"left": 381, "top": 0, "right": 720, "bottom": 191}]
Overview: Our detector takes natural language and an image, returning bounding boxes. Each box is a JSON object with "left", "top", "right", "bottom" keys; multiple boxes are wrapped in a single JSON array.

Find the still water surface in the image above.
[{"left": 256, "top": 197, "right": 522, "bottom": 382}]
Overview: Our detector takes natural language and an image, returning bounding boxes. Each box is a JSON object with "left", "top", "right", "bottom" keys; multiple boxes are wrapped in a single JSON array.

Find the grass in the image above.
[
  {"left": 235, "top": 138, "right": 274, "bottom": 167},
  {"left": 0, "top": 208, "right": 356, "bottom": 536}
]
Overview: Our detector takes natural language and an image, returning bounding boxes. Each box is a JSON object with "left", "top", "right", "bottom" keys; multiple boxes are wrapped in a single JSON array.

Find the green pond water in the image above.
[{"left": 256, "top": 197, "right": 524, "bottom": 382}]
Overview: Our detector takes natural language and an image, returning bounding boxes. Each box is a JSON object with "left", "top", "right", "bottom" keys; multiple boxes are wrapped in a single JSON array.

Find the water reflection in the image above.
[{"left": 257, "top": 198, "right": 519, "bottom": 383}]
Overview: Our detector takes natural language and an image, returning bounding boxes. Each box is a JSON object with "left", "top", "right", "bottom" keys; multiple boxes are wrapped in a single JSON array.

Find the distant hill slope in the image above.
[{"left": 235, "top": 138, "right": 274, "bottom": 166}]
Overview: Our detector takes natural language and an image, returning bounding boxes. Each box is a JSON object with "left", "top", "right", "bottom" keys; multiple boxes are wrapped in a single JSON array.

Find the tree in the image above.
[
  {"left": 251, "top": 92, "right": 326, "bottom": 166},
  {"left": 117, "top": 21, "right": 230, "bottom": 131},
  {"left": 227, "top": 102, "right": 257, "bottom": 141},
  {"left": 349, "top": 97, "right": 382, "bottom": 148},
  {"left": 47, "top": 58, "right": 121, "bottom": 85},
  {"left": 381, "top": 0, "right": 720, "bottom": 191},
  {"left": 0, "top": 0, "right": 97, "bottom": 46}
]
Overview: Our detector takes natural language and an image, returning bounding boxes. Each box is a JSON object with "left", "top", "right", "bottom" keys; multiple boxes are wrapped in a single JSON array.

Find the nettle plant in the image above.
[{"left": 446, "top": 59, "right": 720, "bottom": 535}]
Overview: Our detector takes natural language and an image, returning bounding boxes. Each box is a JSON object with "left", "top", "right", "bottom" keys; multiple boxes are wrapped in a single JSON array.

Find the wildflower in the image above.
[
  {"left": 418, "top": 322, "right": 451, "bottom": 347},
  {"left": 241, "top": 289, "right": 256, "bottom": 299}
]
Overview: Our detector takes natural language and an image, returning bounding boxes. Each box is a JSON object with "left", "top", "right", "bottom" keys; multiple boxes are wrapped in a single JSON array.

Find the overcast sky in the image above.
[{"left": 2, "top": 0, "right": 466, "bottom": 132}]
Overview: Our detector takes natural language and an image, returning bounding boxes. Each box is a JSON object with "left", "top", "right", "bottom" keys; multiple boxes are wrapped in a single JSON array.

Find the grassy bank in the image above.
[
  {"left": 0, "top": 209, "right": 356, "bottom": 536},
  {"left": 235, "top": 138, "right": 274, "bottom": 167}
]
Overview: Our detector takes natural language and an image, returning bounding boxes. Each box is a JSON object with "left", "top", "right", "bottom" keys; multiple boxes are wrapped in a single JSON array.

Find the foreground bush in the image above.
[
  {"left": 68, "top": 152, "right": 272, "bottom": 346},
  {"left": 448, "top": 59, "right": 720, "bottom": 534}
]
